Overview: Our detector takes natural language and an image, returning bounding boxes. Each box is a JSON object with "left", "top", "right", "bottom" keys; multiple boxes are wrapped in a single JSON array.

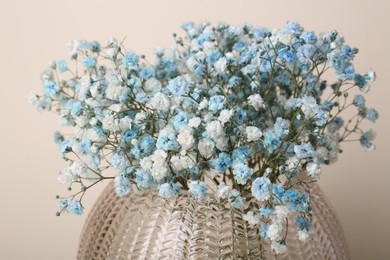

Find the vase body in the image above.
[{"left": 78, "top": 183, "right": 350, "bottom": 259}]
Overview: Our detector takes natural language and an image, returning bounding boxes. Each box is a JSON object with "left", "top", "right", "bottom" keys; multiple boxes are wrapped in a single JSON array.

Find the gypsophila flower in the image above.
[
  {"left": 189, "top": 181, "right": 208, "bottom": 199},
  {"left": 33, "top": 21, "right": 378, "bottom": 254},
  {"left": 243, "top": 211, "right": 261, "bottom": 225},
  {"left": 216, "top": 182, "right": 232, "bottom": 199},
  {"left": 232, "top": 163, "right": 253, "bottom": 185},
  {"left": 228, "top": 189, "right": 246, "bottom": 208},
  {"left": 159, "top": 182, "right": 181, "bottom": 198},
  {"left": 252, "top": 177, "right": 272, "bottom": 201},
  {"left": 114, "top": 175, "right": 131, "bottom": 197},
  {"left": 246, "top": 126, "right": 263, "bottom": 142}
]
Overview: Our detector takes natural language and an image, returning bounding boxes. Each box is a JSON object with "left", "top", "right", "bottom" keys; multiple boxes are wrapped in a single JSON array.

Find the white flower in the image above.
[
  {"left": 75, "top": 115, "right": 89, "bottom": 128},
  {"left": 102, "top": 114, "right": 120, "bottom": 132},
  {"left": 106, "top": 84, "right": 125, "bottom": 101},
  {"left": 298, "top": 230, "right": 309, "bottom": 241},
  {"left": 151, "top": 149, "right": 167, "bottom": 164},
  {"left": 216, "top": 182, "right": 232, "bottom": 199},
  {"left": 198, "top": 98, "right": 208, "bottom": 110},
  {"left": 271, "top": 241, "right": 288, "bottom": 254},
  {"left": 151, "top": 165, "right": 168, "bottom": 181},
  {"left": 134, "top": 112, "right": 146, "bottom": 124},
  {"left": 119, "top": 117, "right": 133, "bottom": 132},
  {"left": 286, "top": 157, "right": 301, "bottom": 171},
  {"left": 140, "top": 157, "right": 153, "bottom": 170},
  {"left": 68, "top": 39, "right": 80, "bottom": 58},
  {"left": 247, "top": 94, "right": 264, "bottom": 111},
  {"left": 151, "top": 92, "right": 170, "bottom": 112},
  {"left": 246, "top": 126, "right": 263, "bottom": 142},
  {"left": 274, "top": 205, "right": 290, "bottom": 220},
  {"left": 58, "top": 167, "right": 78, "bottom": 184},
  {"left": 188, "top": 117, "right": 201, "bottom": 128},
  {"left": 71, "top": 142, "right": 83, "bottom": 155},
  {"left": 171, "top": 155, "right": 186, "bottom": 171},
  {"left": 214, "top": 137, "right": 228, "bottom": 151},
  {"left": 267, "top": 223, "right": 284, "bottom": 241},
  {"left": 306, "top": 163, "right": 321, "bottom": 179},
  {"left": 218, "top": 109, "right": 234, "bottom": 125},
  {"left": 70, "top": 161, "right": 88, "bottom": 176},
  {"left": 144, "top": 78, "right": 162, "bottom": 93},
  {"left": 243, "top": 211, "right": 260, "bottom": 225},
  {"left": 214, "top": 57, "right": 227, "bottom": 74},
  {"left": 198, "top": 139, "right": 215, "bottom": 158},
  {"left": 28, "top": 92, "right": 39, "bottom": 105},
  {"left": 86, "top": 128, "right": 105, "bottom": 143},
  {"left": 206, "top": 120, "right": 225, "bottom": 140},
  {"left": 177, "top": 125, "right": 195, "bottom": 150}
]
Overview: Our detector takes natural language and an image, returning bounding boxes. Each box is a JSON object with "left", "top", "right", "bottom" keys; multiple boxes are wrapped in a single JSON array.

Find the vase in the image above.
[{"left": 78, "top": 182, "right": 350, "bottom": 259}]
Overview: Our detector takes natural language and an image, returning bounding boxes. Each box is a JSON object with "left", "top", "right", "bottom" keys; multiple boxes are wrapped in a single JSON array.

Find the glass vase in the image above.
[{"left": 78, "top": 182, "right": 350, "bottom": 259}]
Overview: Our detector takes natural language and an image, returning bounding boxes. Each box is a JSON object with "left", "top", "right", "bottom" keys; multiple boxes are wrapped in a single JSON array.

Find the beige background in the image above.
[{"left": 1, "top": 0, "right": 389, "bottom": 259}]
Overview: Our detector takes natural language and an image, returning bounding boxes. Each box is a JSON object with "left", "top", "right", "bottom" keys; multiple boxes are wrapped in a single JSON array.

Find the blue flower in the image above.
[
  {"left": 53, "top": 131, "right": 64, "bottom": 144},
  {"left": 159, "top": 182, "right": 181, "bottom": 198},
  {"left": 82, "top": 56, "right": 96, "bottom": 68},
  {"left": 284, "top": 21, "right": 303, "bottom": 34},
  {"left": 228, "top": 189, "right": 246, "bottom": 208},
  {"left": 274, "top": 117, "right": 290, "bottom": 138},
  {"left": 294, "top": 143, "right": 314, "bottom": 159},
  {"left": 57, "top": 60, "right": 68, "bottom": 73},
  {"left": 259, "top": 223, "right": 270, "bottom": 240},
  {"left": 80, "top": 138, "right": 91, "bottom": 154},
  {"left": 259, "top": 205, "right": 275, "bottom": 217},
  {"left": 207, "top": 50, "right": 221, "bottom": 65},
  {"left": 43, "top": 80, "right": 59, "bottom": 98},
  {"left": 353, "top": 95, "right": 366, "bottom": 109},
  {"left": 228, "top": 76, "right": 242, "bottom": 89},
  {"left": 360, "top": 130, "right": 376, "bottom": 151},
  {"left": 115, "top": 175, "right": 131, "bottom": 197},
  {"left": 232, "top": 146, "right": 253, "bottom": 163},
  {"left": 232, "top": 163, "right": 253, "bottom": 185},
  {"left": 171, "top": 111, "right": 189, "bottom": 130},
  {"left": 122, "top": 127, "right": 140, "bottom": 143},
  {"left": 366, "top": 108, "right": 378, "bottom": 123},
  {"left": 322, "top": 101, "right": 334, "bottom": 110},
  {"left": 254, "top": 27, "right": 269, "bottom": 40},
  {"left": 300, "top": 31, "right": 317, "bottom": 44},
  {"left": 67, "top": 200, "right": 84, "bottom": 215},
  {"left": 264, "top": 130, "right": 281, "bottom": 153},
  {"left": 138, "top": 135, "right": 156, "bottom": 155},
  {"left": 123, "top": 51, "right": 139, "bottom": 67},
  {"left": 111, "top": 153, "right": 127, "bottom": 170},
  {"left": 313, "top": 108, "right": 327, "bottom": 126},
  {"left": 212, "top": 153, "right": 232, "bottom": 173},
  {"left": 251, "top": 177, "right": 272, "bottom": 201},
  {"left": 59, "top": 139, "right": 73, "bottom": 154},
  {"left": 285, "top": 190, "right": 310, "bottom": 212},
  {"left": 297, "top": 44, "right": 316, "bottom": 63},
  {"left": 208, "top": 95, "right": 226, "bottom": 112},
  {"left": 279, "top": 48, "right": 296, "bottom": 63},
  {"left": 156, "top": 128, "right": 179, "bottom": 151},
  {"left": 296, "top": 215, "right": 312, "bottom": 230},
  {"left": 273, "top": 184, "right": 286, "bottom": 204},
  {"left": 136, "top": 169, "right": 153, "bottom": 188},
  {"left": 189, "top": 181, "right": 208, "bottom": 199},
  {"left": 140, "top": 67, "right": 155, "bottom": 79},
  {"left": 167, "top": 76, "right": 188, "bottom": 96}
]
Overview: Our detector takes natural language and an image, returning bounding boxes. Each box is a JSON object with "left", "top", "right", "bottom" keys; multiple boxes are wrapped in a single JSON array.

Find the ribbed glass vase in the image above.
[{"left": 78, "top": 182, "right": 350, "bottom": 259}]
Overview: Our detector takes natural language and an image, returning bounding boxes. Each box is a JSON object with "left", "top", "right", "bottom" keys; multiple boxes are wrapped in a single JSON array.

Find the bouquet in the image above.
[{"left": 30, "top": 21, "right": 378, "bottom": 253}]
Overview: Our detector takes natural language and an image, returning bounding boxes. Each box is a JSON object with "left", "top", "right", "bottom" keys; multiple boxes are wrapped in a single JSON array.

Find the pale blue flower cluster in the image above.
[{"left": 32, "top": 21, "right": 378, "bottom": 253}]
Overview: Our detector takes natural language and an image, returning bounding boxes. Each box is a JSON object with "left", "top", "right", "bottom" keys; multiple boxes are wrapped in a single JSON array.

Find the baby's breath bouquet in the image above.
[{"left": 31, "top": 21, "right": 378, "bottom": 254}]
